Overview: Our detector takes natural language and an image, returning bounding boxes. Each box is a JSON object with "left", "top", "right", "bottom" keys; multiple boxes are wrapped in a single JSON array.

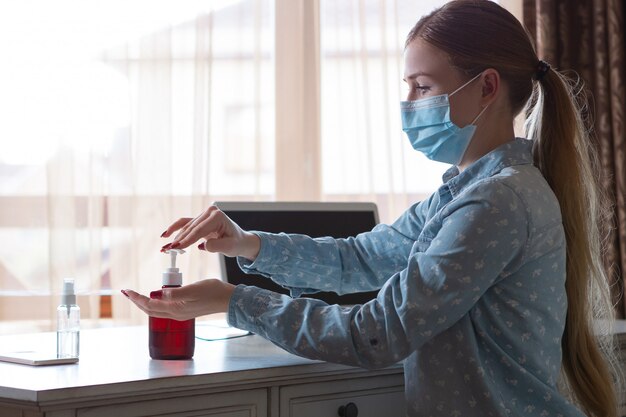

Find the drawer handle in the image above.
[{"left": 338, "top": 402, "right": 358, "bottom": 417}]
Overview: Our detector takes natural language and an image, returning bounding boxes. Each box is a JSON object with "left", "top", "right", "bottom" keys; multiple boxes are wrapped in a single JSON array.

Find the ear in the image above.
[{"left": 480, "top": 68, "right": 500, "bottom": 106}]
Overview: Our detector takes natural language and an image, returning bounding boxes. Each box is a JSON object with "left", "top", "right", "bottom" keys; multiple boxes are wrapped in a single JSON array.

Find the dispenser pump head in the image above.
[
  {"left": 61, "top": 278, "right": 77, "bottom": 306},
  {"left": 163, "top": 249, "right": 185, "bottom": 286}
]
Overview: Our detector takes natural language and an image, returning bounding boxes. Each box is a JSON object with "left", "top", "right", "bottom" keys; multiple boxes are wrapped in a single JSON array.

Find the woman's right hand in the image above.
[{"left": 160, "top": 205, "right": 261, "bottom": 261}]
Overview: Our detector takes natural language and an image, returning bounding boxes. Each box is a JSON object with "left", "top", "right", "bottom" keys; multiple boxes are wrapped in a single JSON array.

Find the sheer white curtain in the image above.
[
  {"left": 318, "top": 0, "right": 523, "bottom": 222},
  {"left": 319, "top": 0, "right": 452, "bottom": 223},
  {"left": 103, "top": 2, "right": 274, "bottom": 324},
  {"left": 272, "top": 0, "right": 452, "bottom": 213},
  {"left": 0, "top": 0, "right": 522, "bottom": 333},
  {"left": 0, "top": 0, "right": 274, "bottom": 332}
]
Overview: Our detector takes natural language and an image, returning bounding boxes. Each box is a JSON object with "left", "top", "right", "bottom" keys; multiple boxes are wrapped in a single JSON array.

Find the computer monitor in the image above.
[{"left": 215, "top": 201, "right": 380, "bottom": 305}]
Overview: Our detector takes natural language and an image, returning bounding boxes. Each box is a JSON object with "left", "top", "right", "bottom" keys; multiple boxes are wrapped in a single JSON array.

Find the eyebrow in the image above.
[{"left": 402, "top": 72, "right": 433, "bottom": 82}]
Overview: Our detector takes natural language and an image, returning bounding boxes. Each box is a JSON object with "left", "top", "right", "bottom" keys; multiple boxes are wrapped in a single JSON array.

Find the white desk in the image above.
[
  {"left": 0, "top": 325, "right": 405, "bottom": 417},
  {"left": 4, "top": 322, "right": 625, "bottom": 417}
]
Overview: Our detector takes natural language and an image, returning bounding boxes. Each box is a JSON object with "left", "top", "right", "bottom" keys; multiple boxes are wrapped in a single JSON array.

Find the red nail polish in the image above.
[
  {"left": 197, "top": 242, "right": 205, "bottom": 250},
  {"left": 170, "top": 242, "right": 180, "bottom": 249},
  {"left": 160, "top": 231, "right": 167, "bottom": 238},
  {"left": 121, "top": 289, "right": 129, "bottom": 297}
]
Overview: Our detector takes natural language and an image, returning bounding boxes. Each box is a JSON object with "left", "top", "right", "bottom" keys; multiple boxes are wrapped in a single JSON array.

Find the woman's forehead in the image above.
[{"left": 404, "top": 39, "right": 455, "bottom": 81}]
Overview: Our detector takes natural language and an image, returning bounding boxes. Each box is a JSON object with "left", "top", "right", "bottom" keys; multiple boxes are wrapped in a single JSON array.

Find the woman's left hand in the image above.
[{"left": 122, "top": 279, "right": 236, "bottom": 321}]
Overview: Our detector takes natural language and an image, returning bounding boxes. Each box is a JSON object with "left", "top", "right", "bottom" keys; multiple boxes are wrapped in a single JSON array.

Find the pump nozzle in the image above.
[
  {"left": 162, "top": 249, "right": 185, "bottom": 286},
  {"left": 166, "top": 248, "right": 185, "bottom": 269}
]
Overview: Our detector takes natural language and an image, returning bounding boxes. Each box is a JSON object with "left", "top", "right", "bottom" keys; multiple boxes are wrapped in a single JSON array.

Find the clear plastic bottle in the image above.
[
  {"left": 149, "top": 249, "right": 195, "bottom": 360},
  {"left": 57, "top": 278, "right": 80, "bottom": 359}
]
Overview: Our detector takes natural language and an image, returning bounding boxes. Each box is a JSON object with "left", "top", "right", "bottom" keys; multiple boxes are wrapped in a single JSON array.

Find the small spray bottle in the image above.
[
  {"left": 149, "top": 249, "right": 195, "bottom": 360},
  {"left": 57, "top": 278, "right": 80, "bottom": 359}
]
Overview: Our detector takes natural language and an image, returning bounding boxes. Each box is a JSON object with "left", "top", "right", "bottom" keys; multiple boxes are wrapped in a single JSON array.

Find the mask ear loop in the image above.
[
  {"left": 449, "top": 71, "right": 484, "bottom": 97},
  {"left": 448, "top": 71, "right": 490, "bottom": 126},
  {"left": 470, "top": 104, "right": 490, "bottom": 125}
]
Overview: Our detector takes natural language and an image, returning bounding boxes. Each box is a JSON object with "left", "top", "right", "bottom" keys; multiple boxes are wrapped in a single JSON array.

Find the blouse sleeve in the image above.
[
  {"left": 236, "top": 197, "right": 434, "bottom": 296},
  {"left": 227, "top": 181, "right": 529, "bottom": 368}
]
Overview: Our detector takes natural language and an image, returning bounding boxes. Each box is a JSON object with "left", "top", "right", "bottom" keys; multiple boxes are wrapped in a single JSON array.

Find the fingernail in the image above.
[
  {"left": 121, "top": 289, "right": 129, "bottom": 298},
  {"left": 150, "top": 290, "right": 163, "bottom": 300},
  {"left": 161, "top": 243, "right": 172, "bottom": 251},
  {"left": 160, "top": 230, "right": 167, "bottom": 238},
  {"left": 170, "top": 242, "right": 180, "bottom": 249},
  {"left": 197, "top": 242, "right": 206, "bottom": 251}
]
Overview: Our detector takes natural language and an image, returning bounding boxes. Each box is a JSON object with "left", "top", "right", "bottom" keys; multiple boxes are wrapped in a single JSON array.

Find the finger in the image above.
[
  {"left": 123, "top": 289, "right": 174, "bottom": 316},
  {"left": 121, "top": 290, "right": 153, "bottom": 316},
  {"left": 149, "top": 288, "right": 191, "bottom": 320},
  {"left": 170, "top": 210, "right": 220, "bottom": 250},
  {"left": 197, "top": 231, "right": 221, "bottom": 251},
  {"left": 174, "top": 213, "right": 205, "bottom": 241},
  {"left": 169, "top": 206, "right": 219, "bottom": 249},
  {"left": 175, "top": 210, "right": 225, "bottom": 250},
  {"left": 161, "top": 218, "right": 193, "bottom": 238},
  {"left": 162, "top": 215, "right": 204, "bottom": 251},
  {"left": 202, "top": 236, "right": 235, "bottom": 254},
  {"left": 177, "top": 206, "right": 219, "bottom": 238}
]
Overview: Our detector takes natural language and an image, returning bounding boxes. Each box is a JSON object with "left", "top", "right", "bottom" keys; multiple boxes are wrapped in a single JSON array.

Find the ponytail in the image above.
[{"left": 526, "top": 67, "right": 619, "bottom": 417}]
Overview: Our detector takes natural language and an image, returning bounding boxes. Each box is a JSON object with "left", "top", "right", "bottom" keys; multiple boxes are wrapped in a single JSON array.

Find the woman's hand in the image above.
[
  {"left": 161, "top": 205, "right": 261, "bottom": 260},
  {"left": 122, "top": 279, "right": 236, "bottom": 321}
]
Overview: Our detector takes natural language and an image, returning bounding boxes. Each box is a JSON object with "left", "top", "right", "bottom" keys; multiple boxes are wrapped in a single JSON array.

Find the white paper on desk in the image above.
[
  {"left": 0, "top": 350, "right": 78, "bottom": 366},
  {"left": 195, "top": 321, "right": 250, "bottom": 341}
]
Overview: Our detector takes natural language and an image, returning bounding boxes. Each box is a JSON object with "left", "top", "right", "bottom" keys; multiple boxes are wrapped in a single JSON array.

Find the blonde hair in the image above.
[
  {"left": 407, "top": 1, "right": 619, "bottom": 416},
  {"left": 526, "top": 67, "right": 619, "bottom": 417}
]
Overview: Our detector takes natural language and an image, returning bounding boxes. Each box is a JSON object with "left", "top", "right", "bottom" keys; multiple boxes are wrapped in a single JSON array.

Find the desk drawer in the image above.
[
  {"left": 280, "top": 373, "right": 404, "bottom": 417},
  {"left": 77, "top": 388, "right": 267, "bottom": 417}
]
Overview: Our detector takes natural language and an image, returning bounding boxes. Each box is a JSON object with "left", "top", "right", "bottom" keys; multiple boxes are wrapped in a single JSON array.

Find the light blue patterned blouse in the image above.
[{"left": 227, "top": 138, "right": 583, "bottom": 417}]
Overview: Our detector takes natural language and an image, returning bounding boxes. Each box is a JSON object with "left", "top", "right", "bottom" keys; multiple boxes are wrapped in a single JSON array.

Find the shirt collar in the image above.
[{"left": 441, "top": 137, "right": 535, "bottom": 198}]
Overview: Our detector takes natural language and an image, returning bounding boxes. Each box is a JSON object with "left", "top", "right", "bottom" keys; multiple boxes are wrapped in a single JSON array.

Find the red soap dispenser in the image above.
[{"left": 149, "top": 249, "right": 195, "bottom": 360}]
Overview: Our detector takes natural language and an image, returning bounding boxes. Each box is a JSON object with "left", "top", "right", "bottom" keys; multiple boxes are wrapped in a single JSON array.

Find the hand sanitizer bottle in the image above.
[
  {"left": 57, "top": 278, "right": 80, "bottom": 359},
  {"left": 149, "top": 249, "right": 195, "bottom": 360}
]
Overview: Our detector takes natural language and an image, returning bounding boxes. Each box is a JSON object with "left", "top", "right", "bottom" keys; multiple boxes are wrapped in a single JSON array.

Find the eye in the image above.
[
  {"left": 404, "top": 81, "right": 432, "bottom": 99},
  {"left": 413, "top": 85, "right": 431, "bottom": 96},
  {"left": 406, "top": 83, "right": 430, "bottom": 92}
]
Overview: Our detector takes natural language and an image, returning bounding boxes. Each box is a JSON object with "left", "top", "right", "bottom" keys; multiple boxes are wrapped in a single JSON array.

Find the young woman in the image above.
[{"left": 123, "top": 1, "right": 618, "bottom": 416}]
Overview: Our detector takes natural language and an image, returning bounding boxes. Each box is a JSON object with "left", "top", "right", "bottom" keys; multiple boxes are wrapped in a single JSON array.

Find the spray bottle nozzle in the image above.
[
  {"left": 60, "top": 278, "right": 77, "bottom": 317},
  {"left": 62, "top": 278, "right": 75, "bottom": 295}
]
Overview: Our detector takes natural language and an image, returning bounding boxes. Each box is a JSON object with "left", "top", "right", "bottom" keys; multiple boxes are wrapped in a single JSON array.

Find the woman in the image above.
[{"left": 123, "top": 1, "right": 618, "bottom": 416}]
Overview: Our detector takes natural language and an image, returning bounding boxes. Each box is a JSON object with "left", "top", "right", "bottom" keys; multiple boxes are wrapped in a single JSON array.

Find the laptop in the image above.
[{"left": 215, "top": 201, "right": 380, "bottom": 305}]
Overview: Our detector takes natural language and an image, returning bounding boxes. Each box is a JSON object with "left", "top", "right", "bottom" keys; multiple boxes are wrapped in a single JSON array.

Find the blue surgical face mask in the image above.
[{"left": 400, "top": 72, "right": 489, "bottom": 165}]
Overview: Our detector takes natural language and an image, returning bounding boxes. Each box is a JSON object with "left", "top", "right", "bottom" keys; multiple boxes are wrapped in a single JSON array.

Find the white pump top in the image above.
[
  {"left": 163, "top": 249, "right": 185, "bottom": 286},
  {"left": 61, "top": 278, "right": 77, "bottom": 306}
]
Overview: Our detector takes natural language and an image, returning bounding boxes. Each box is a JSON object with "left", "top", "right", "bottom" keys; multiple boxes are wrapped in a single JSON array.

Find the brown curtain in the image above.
[{"left": 523, "top": 0, "right": 626, "bottom": 315}]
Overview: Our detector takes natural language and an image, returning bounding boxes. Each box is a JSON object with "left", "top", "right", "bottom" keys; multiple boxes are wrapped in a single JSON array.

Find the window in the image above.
[
  {"left": 0, "top": 0, "right": 522, "bottom": 332},
  {"left": 320, "top": 0, "right": 452, "bottom": 221},
  {"left": 0, "top": 0, "right": 275, "bottom": 331}
]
